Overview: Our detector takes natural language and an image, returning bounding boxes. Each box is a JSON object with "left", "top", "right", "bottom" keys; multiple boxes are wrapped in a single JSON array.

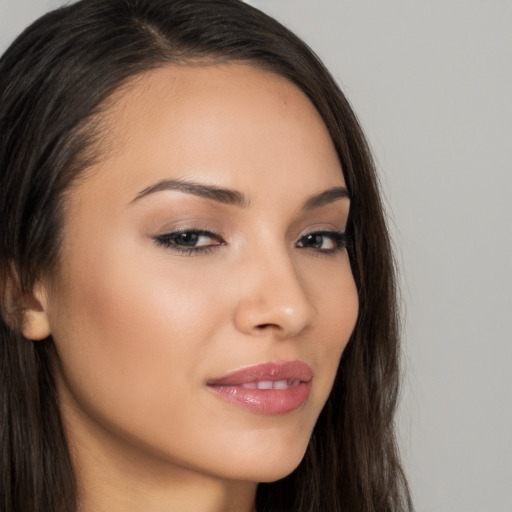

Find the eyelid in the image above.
[
  {"left": 153, "top": 228, "right": 226, "bottom": 255},
  {"left": 152, "top": 225, "right": 349, "bottom": 257},
  {"left": 154, "top": 225, "right": 224, "bottom": 241},
  {"left": 296, "top": 229, "right": 349, "bottom": 253}
]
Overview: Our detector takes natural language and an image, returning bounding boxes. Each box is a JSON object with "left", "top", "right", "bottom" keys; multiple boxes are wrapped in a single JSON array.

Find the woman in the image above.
[{"left": 0, "top": 0, "right": 412, "bottom": 511}]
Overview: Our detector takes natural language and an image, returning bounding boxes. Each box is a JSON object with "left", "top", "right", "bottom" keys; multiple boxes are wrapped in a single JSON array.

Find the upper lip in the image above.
[{"left": 207, "top": 360, "right": 313, "bottom": 386}]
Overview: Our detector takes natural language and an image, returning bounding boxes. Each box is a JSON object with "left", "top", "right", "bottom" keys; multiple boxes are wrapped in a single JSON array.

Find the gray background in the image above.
[{"left": 1, "top": 0, "right": 511, "bottom": 510}]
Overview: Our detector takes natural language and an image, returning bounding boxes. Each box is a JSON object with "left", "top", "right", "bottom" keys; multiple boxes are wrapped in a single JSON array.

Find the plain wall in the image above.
[{"left": 1, "top": 1, "right": 511, "bottom": 510}]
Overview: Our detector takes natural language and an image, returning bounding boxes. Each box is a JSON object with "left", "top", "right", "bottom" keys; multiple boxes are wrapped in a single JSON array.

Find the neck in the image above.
[
  {"left": 77, "top": 468, "right": 257, "bottom": 512},
  {"left": 72, "top": 433, "right": 258, "bottom": 512},
  {"left": 60, "top": 397, "right": 257, "bottom": 512}
]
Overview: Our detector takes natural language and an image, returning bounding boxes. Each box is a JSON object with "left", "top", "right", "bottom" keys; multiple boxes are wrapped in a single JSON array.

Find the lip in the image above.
[{"left": 206, "top": 361, "right": 313, "bottom": 415}]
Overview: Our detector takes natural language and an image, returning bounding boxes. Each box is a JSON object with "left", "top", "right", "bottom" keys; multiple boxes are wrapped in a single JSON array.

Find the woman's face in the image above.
[{"left": 41, "top": 64, "right": 358, "bottom": 485}]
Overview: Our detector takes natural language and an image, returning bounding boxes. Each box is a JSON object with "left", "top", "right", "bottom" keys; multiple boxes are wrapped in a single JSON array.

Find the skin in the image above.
[{"left": 26, "top": 64, "right": 359, "bottom": 512}]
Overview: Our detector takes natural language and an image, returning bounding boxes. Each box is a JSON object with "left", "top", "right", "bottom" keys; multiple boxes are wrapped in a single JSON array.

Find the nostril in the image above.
[{"left": 255, "top": 323, "right": 281, "bottom": 331}]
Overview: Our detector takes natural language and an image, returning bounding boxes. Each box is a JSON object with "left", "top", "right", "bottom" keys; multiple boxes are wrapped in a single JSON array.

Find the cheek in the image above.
[
  {"left": 326, "top": 273, "right": 359, "bottom": 358},
  {"left": 302, "top": 256, "right": 359, "bottom": 398},
  {"left": 48, "top": 244, "right": 229, "bottom": 440},
  {"left": 311, "top": 253, "right": 358, "bottom": 332}
]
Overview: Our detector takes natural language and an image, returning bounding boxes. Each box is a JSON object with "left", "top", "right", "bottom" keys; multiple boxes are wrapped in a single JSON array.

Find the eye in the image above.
[
  {"left": 154, "top": 229, "right": 225, "bottom": 255},
  {"left": 296, "top": 231, "right": 347, "bottom": 253}
]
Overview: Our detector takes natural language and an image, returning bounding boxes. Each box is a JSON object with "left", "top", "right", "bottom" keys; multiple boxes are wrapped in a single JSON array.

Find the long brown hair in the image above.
[{"left": 0, "top": 1, "right": 412, "bottom": 510}]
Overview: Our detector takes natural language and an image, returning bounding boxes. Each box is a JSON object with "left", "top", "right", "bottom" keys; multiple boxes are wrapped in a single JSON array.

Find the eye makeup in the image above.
[
  {"left": 154, "top": 228, "right": 226, "bottom": 256},
  {"left": 152, "top": 226, "right": 348, "bottom": 258},
  {"left": 296, "top": 230, "right": 348, "bottom": 254},
  {"left": 139, "top": 190, "right": 351, "bottom": 258}
]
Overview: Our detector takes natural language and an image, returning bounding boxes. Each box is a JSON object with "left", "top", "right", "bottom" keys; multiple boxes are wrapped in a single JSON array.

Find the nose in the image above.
[{"left": 232, "top": 249, "right": 317, "bottom": 338}]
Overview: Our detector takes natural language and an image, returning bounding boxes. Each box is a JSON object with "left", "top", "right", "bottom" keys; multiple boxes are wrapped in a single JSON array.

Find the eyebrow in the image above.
[
  {"left": 302, "top": 186, "right": 350, "bottom": 210},
  {"left": 131, "top": 179, "right": 249, "bottom": 207},
  {"left": 131, "top": 178, "right": 350, "bottom": 210}
]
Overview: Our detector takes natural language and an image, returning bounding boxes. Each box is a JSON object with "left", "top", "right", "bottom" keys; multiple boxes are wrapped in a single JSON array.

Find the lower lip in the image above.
[{"left": 207, "top": 381, "right": 312, "bottom": 415}]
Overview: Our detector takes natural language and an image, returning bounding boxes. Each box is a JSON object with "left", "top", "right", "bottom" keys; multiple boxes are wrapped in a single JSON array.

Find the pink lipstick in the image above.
[{"left": 206, "top": 361, "right": 313, "bottom": 415}]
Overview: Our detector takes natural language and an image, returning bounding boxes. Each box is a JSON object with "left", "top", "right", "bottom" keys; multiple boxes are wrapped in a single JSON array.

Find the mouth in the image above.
[
  {"left": 239, "top": 379, "right": 301, "bottom": 390},
  {"left": 206, "top": 361, "right": 313, "bottom": 415}
]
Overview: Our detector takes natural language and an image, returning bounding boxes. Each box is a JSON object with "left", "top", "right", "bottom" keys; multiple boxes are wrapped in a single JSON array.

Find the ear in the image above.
[
  {"left": 2, "top": 267, "right": 51, "bottom": 340},
  {"left": 21, "top": 281, "right": 51, "bottom": 341}
]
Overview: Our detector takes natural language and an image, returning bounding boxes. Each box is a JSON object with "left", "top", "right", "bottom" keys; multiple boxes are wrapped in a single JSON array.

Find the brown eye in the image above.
[
  {"left": 154, "top": 230, "right": 225, "bottom": 254},
  {"left": 171, "top": 232, "right": 204, "bottom": 246},
  {"left": 297, "top": 231, "right": 347, "bottom": 253}
]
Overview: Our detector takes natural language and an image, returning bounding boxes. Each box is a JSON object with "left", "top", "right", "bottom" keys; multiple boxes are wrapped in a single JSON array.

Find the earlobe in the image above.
[
  {"left": 21, "top": 282, "right": 51, "bottom": 341},
  {"left": 1, "top": 266, "right": 51, "bottom": 340}
]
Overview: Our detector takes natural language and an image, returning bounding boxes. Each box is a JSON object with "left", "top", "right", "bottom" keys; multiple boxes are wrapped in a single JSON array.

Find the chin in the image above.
[
  {"left": 254, "top": 462, "right": 303, "bottom": 484},
  {"left": 216, "top": 435, "right": 310, "bottom": 484},
  {"left": 224, "top": 459, "right": 304, "bottom": 484}
]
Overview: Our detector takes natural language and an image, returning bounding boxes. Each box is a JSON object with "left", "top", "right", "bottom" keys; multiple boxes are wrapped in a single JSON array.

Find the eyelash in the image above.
[
  {"left": 154, "top": 230, "right": 224, "bottom": 256},
  {"left": 154, "top": 229, "right": 349, "bottom": 256},
  {"left": 296, "top": 231, "right": 348, "bottom": 254}
]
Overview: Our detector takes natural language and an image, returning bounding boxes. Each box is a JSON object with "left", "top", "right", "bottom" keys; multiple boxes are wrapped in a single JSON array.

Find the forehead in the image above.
[{"left": 70, "top": 63, "right": 345, "bottom": 210}]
